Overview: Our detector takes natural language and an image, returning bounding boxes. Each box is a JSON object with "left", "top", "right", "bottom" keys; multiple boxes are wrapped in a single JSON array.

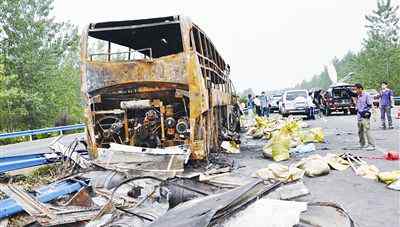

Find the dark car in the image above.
[{"left": 322, "top": 83, "right": 356, "bottom": 116}]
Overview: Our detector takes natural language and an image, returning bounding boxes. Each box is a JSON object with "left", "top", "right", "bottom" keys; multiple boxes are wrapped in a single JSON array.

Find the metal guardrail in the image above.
[{"left": 0, "top": 124, "right": 85, "bottom": 141}]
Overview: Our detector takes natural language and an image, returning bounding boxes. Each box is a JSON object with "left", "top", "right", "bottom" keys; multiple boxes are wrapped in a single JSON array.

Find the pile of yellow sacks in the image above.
[{"left": 246, "top": 116, "right": 325, "bottom": 161}]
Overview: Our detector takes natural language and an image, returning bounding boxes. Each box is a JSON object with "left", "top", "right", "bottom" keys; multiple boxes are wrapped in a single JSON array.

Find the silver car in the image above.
[{"left": 280, "top": 90, "right": 314, "bottom": 118}]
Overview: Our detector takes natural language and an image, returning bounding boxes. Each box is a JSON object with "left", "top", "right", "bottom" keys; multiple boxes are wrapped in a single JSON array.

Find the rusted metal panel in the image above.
[{"left": 84, "top": 53, "right": 189, "bottom": 94}]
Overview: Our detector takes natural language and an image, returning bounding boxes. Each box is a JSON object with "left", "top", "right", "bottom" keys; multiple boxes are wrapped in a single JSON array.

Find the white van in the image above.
[{"left": 279, "top": 89, "right": 315, "bottom": 118}]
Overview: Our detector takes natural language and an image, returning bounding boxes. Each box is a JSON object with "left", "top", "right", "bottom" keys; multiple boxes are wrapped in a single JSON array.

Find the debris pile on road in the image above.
[
  {"left": 245, "top": 116, "right": 325, "bottom": 161},
  {"left": 0, "top": 134, "right": 362, "bottom": 226}
]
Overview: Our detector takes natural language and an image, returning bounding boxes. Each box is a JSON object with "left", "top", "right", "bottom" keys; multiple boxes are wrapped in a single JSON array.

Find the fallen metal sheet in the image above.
[
  {"left": 95, "top": 143, "right": 190, "bottom": 178},
  {"left": 0, "top": 183, "right": 99, "bottom": 226},
  {"left": 83, "top": 171, "right": 127, "bottom": 189},
  {"left": 0, "top": 184, "right": 56, "bottom": 220},
  {"left": 276, "top": 181, "right": 310, "bottom": 200},
  {"left": 65, "top": 187, "right": 95, "bottom": 207},
  {"left": 48, "top": 136, "right": 92, "bottom": 169},
  {"left": 0, "top": 179, "right": 85, "bottom": 219},
  {"left": 148, "top": 179, "right": 281, "bottom": 227},
  {"left": 0, "top": 153, "right": 59, "bottom": 174}
]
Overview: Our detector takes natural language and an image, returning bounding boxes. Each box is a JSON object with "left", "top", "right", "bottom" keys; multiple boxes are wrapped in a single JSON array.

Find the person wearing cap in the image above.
[
  {"left": 378, "top": 81, "right": 394, "bottom": 129},
  {"left": 353, "top": 83, "right": 375, "bottom": 151}
]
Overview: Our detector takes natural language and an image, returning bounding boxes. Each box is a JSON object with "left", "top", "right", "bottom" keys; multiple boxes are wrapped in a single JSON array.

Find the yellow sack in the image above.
[
  {"left": 356, "top": 164, "right": 380, "bottom": 180},
  {"left": 255, "top": 116, "right": 269, "bottom": 128},
  {"left": 296, "top": 154, "right": 330, "bottom": 177},
  {"left": 310, "top": 127, "right": 324, "bottom": 143},
  {"left": 378, "top": 170, "right": 400, "bottom": 184},
  {"left": 255, "top": 163, "right": 305, "bottom": 183},
  {"left": 325, "top": 153, "right": 350, "bottom": 171},
  {"left": 271, "top": 132, "right": 290, "bottom": 161},
  {"left": 300, "top": 131, "right": 315, "bottom": 143},
  {"left": 280, "top": 119, "right": 300, "bottom": 134}
]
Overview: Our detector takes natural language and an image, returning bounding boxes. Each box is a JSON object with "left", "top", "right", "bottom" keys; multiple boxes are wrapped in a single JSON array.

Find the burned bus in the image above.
[{"left": 80, "top": 15, "right": 240, "bottom": 161}]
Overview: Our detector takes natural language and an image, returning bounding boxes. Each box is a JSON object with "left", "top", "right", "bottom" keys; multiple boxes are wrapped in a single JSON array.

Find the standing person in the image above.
[
  {"left": 260, "top": 91, "right": 269, "bottom": 117},
  {"left": 378, "top": 81, "right": 394, "bottom": 129},
  {"left": 313, "top": 90, "right": 324, "bottom": 118},
  {"left": 247, "top": 94, "right": 254, "bottom": 114},
  {"left": 353, "top": 83, "right": 375, "bottom": 151},
  {"left": 253, "top": 95, "right": 262, "bottom": 116}
]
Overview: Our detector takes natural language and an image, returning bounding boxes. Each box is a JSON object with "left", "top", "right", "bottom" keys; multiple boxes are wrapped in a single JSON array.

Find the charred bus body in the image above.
[{"left": 80, "top": 16, "right": 240, "bottom": 160}]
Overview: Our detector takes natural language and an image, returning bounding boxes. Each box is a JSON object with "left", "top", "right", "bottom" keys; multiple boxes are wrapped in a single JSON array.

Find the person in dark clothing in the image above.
[
  {"left": 246, "top": 94, "right": 255, "bottom": 115},
  {"left": 378, "top": 81, "right": 394, "bottom": 129}
]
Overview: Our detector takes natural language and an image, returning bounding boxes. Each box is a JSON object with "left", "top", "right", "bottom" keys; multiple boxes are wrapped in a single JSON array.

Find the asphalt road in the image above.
[
  {"left": 0, "top": 133, "right": 84, "bottom": 157},
  {"left": 235, "top": 110, "right": 400, "bottom": 227},
  {"left": 0, "top": 109, "right": 398, "bottom": 226}
]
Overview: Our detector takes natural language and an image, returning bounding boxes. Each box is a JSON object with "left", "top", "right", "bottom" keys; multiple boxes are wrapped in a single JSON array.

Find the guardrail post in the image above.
[
  {"left": 29, "top": 135, "right": 33, "bottom": 141},
  {"left": 59, "top": 130, "right": 63, "bottom": 136}
]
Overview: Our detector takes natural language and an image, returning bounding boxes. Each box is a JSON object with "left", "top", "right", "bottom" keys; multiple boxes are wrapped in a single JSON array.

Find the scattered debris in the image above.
[
  {"left": 49, "top": 136, "right": 92, "bottom": 169},
  {"left": 276, "top": 181, "right": 310, "bottom": 200},
  {"left": 377, "top": 170, "right": 400, "bottom": 184},
  {"left": 255, "top": 163, "right": 305, "bottom": 183},
  {"left": 387, "top": 179, "right": 400, "bottom": 191},
  {"left": 0, "top": 178, "right": 87, "bottom": 219},
  {"left": 295, "top": 154, "right": 330, "bottom": 177},
  {"left": 221, "top": 141, "right": 240, "bottom": 154},
  {"left": 0, "top": 183, "right": 99, "bottom": 226},
  {"left": 290, "top": 143, "right": 316, "bottom": 156},
  {"left": 341, "top": 153, "right": 380, "bottom": 179},
  {"left": 384, "top": 151, "right": 399, "bottom": 160},
  {"left": 148, "top": 179, "right": 281, "bottom": 227},
  {"left": 223, "top": 198, "right": 307, "bottom": 227},
  {"left": 325, "top": 153, "right": 350, "bottom": 171}
]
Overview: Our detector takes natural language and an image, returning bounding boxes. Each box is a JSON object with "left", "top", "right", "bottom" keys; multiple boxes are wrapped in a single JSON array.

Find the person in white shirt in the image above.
[{"left": 253, "top": 96, "right": 262, "bottom": 116}]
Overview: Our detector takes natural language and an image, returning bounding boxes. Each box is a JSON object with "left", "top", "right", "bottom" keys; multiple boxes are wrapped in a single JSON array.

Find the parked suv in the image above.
[
  {"left": 280, "top": 90, "right": 314, "bottom": 118},
  {"left": 322, "top": 83, "right": 356, "bottom": 115}
]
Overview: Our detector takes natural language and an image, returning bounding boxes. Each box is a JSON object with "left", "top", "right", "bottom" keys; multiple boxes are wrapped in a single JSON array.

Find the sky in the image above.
[{"left": 52, "top": 0, "right": 386, "bottom": 93}]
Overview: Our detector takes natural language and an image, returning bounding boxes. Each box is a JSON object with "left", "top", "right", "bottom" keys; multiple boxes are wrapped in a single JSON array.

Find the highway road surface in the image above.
[{"left": 0, "top": 133, "right": 84, "bottom": 157}]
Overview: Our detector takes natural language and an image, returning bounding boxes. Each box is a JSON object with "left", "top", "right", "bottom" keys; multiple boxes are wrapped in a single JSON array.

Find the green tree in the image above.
[
  {"left": 0, "top": 0, "right": 82, "bottom": 132},
  {"left": 352, "top": 0, "right": 400, "bottom": 92}
]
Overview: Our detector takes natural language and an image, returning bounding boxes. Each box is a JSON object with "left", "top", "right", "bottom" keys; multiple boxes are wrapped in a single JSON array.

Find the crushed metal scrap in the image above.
[{"left": 0, "top": 16, "right": 358, "bottom": 227}]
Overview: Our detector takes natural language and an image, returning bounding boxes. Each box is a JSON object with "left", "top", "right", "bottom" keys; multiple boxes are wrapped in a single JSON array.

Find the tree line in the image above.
[
  {"left": 0, "top": 0, "right": 82, "bottom": 134},
  {"left": 295, "top": 0, "right": 400, "bottom": 94}
]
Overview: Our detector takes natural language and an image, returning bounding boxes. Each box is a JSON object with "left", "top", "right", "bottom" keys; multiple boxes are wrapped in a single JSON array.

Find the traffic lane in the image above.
[
  {"left": 306, "top": 114, "right": 400, "bottom": 227},
  {"left": 236, "top": 114, "right": 399, "bottom": 227},
  {"left": 0, "top": 133, "right": 84, "bottom": 157}
]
